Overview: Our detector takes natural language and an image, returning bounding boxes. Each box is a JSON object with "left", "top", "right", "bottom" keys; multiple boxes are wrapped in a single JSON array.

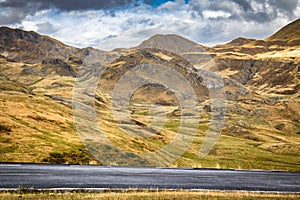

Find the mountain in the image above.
[
  {"left": 0, "top": 19, "right": 299, "bottom": 170},
  {"left": 266, "top": 18, "right": 300, "bottom": 43},
  {"left": 0, "top": 27, "right": 77, "bottom": 63},
  {"left": 213, "top": 19, "right": 300, "bottom": 57},
  {"left": 209, "top": 19, "right": 300, "bottom": 95},
  {"left": 139, "top": 34, "right": 207, "bottom": 54},
  {"left": 224, "top": 37, "right": 256, "bottom": 46}
]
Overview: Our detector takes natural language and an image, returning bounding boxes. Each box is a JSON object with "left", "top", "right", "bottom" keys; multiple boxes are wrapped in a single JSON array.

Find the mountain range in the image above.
[{"left": 0, "top": 19, "right": 299, "bottom": 171}]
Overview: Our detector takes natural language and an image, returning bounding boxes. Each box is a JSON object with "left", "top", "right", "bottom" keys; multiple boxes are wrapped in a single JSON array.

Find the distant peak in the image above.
[
  {"left": 138, "top": 34, "right": 206, "bottom": 54},
  {"left": 145, "top": 34, "right": 198, "bottom": 43},
  {"left": 225, "top": 37, "right": 255, "bottom": 46}
]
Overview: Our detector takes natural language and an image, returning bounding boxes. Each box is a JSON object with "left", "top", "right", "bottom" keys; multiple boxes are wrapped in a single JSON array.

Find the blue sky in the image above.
[
  {"left": 147, "top": 0, "right": 176, "bottom": 7},
  {"left": 146, "top": 0, "right": 189, "bottom": 7},
  {"left": 0, "top": 0, "right": 299, "bottom": 50}
]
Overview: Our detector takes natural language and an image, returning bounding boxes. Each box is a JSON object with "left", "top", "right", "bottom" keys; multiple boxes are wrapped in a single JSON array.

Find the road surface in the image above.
[{"left": 0, "top": 163, "right": 299, "bottom": 192}]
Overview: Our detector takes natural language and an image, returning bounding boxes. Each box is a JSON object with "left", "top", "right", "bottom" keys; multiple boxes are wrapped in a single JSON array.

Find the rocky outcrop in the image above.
[{"left": 41, "top": 58, "right": 77, "bottom": 77}]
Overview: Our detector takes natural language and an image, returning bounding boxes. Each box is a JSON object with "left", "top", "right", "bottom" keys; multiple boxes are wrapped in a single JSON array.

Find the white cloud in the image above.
[
  {"left": 202, "top": 10, "right": 231, "bottom": 19},
  {"left": 157, "top": 0, "right": 186, "bottom": 11}
]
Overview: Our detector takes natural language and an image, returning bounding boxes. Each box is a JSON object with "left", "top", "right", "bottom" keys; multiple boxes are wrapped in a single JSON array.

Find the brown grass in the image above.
[{"left": 0, "top": 190, "right": 299, "bottom": 200}]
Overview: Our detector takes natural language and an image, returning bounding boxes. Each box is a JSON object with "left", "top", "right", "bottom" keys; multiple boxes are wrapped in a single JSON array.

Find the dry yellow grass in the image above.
[{"left": 0, "top": 190, "right": 299, "bottom": 200}]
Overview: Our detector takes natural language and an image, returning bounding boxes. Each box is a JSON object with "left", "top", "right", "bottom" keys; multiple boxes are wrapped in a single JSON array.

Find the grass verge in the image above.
[{"left": 0, "top": 189, "right": 299, "bottom": 200}]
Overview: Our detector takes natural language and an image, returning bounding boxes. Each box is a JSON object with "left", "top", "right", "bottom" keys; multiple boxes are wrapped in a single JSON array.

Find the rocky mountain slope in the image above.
[
  {"left": 0, "top": 19, "right": 299, "bottom": 170},
  {"left": 0, "top": 27, "right": 77, "bottom": 63}
]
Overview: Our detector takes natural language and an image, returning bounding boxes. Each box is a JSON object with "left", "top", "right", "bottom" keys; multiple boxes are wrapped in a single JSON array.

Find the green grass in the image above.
[{"left": 172, "top": 133, "right": 300, "bottom": 171}]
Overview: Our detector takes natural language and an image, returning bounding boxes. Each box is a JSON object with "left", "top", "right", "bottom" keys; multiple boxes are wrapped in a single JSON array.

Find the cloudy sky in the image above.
[{"left": 0, "top": 0, "right": 299, "bottom": 50}]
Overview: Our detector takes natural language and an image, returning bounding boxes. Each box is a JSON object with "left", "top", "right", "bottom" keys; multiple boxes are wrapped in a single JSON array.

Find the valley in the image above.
[{"left": 0, "top": 19, "right": 299, "bottom": 171}]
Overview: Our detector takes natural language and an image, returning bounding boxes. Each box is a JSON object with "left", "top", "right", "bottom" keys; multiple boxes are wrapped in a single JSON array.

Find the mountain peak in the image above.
[
  {"left": 143, "top": 34, "right": 198, "bottom": 44},
  {"left": 139, "top": 34, "right": 205, "bottom": 54},
  {"left": 225, "top": 37, "right": 256, "bottom": 46}
]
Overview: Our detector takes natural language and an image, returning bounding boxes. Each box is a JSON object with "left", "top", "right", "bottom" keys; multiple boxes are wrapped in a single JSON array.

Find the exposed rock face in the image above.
[
  {"left": 211, "top": 51, "right": 299, "bottom": 96},
  {"left": 213, "top": 58, "right": 260, "bottom": 85},
  {"left": 41, "top": 58, "right": 77, "bottom": 77}
]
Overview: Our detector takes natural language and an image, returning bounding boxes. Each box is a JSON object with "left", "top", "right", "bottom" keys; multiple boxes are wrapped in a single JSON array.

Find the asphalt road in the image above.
[{"left": 0, "top": 163, "right": 299, "bottom": 192}]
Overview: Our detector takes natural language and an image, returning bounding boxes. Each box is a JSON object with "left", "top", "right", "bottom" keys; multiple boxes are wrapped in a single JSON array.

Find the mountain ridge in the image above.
[
  {"left": 0, "top": 26, "right": 77, "bottom": 63},
  {"left": 1, "top": 18, "right": 299, "bottom": 56}
]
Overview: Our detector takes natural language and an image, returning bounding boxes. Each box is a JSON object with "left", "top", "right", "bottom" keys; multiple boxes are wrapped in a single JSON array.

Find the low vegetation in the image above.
[{"left": 0, "top": 190, "right": 299, "bottom": 200}]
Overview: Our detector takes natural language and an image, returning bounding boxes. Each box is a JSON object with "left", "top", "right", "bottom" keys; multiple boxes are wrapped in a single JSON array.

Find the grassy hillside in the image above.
[{"left": 0, "top": 20, "right": 299, "bottom": 171}]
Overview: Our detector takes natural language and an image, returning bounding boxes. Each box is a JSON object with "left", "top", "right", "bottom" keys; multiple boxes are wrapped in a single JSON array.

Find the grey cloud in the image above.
[
  {"left": 268, "top": 0, "right": 299, "bottom": 19},
  {"left": 231, "top": 0, "right": 253, "bottom": 11},
  {"left": 269, "top": 0, "right": 299, "bottom": 12},
  {"left": 190, "top": 0, "right": 299, "bottom": 23},
  {"left": 0, "top": 1, "right": 43, "bottom": 24},
  {"left": 0, "top": 0, "right": 135, "bottom": 11},
  {"left": 190, "top": 0, "right": 248, "bottom": 14},
  {"left": 0, "top": 0, "right": 135, "bottom": 25},
  {"left": 208, "top": 1, "right": 236, "bottom": 12},
  {"left": 229, "top": 11, "right": 274, "bottom": 23},
  {"left": 189, "top": 0, "right": 240, "bottom": 18},
  {"left": 0, "top": 7, "right": 28, "bottom": 24},
  {"left": 1, "top": 0, "right": 299, "bottom": 26},
  {"left": 252, "top": 0, "right": 299, "bottom": 20},
  {"left": 244, "top": 11, "right": 272, "bottom": 23},
  {"left": 189, "top": 1, "right": 204, "bottom": 18},
  {"left": 36, "top": 22, "right": 57, "bottom": 34}
]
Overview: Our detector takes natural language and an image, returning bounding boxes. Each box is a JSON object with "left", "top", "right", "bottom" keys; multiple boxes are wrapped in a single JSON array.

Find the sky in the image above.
[{"left": 0, "top": 0, "right": 299, "bottom": 50}]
